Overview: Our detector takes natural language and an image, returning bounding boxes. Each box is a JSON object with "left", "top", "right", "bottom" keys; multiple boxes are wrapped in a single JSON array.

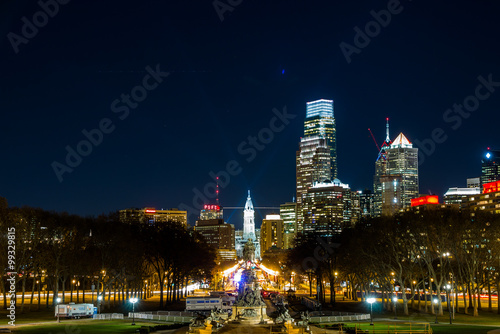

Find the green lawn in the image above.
[
  {"left": 11, "top": 320, "right": 182, "bottom": 333},
  {"left": 352, "top": 321, "right": 499, "bottom": 334}
]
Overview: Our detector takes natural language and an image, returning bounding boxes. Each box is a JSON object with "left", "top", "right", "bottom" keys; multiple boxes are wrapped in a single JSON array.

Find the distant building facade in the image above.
[
  {"left": 469, "top": 180, "right": 500, "bottom": 215},
  {"left": 260, "top": 215, "right": 284, "bottom": 255},
  {"left": 467, "top": 177, "right": 480, "bottom": 188},
  {"left": 195, "top": 204, "right": 236, "bottom": 261},
  {"left": 359, "top": 189, "right": 375, "bottom": 218},
  {"left": 302, "top": 179, "right": 352, "bottom": 236},
  {"left": 481, "top": 149, "right": 500, "bottom": 187},
  {"left": 280, "top": 202, "right": 297, "bottom": 249},
  {"left": 444, "top": 187, "right": 480, "bottom": 209},
  {"left": 119, "top": 207, "right": 187, "bottom": 226}
]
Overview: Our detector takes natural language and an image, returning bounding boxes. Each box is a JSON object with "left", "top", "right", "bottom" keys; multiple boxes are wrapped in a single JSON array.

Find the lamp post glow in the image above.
[
  {"left": 446, "top": 284, "right": 452, "bottom": 324},
  {"left": 97, "top": 295, "right": 103, "bottom": 314},
  {"left": 130, "top": 297, "right": 138, "bottom": 325},
  {"left": 433, "top": 298, "right": 439, "bottom": 324},
  {"left": 56, "top": 297, "right": 61, "bottom": 323},
  {"left": 367, "top": 297, "right": 376, "bottom": 326},
  {"left": 393, "top": 296, "right": 398, "bottom": 319}
]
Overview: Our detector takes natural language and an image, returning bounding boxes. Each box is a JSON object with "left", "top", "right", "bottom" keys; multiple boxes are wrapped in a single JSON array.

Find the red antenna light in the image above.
[{"left": 216, "top": 177, "right": 219, "bottom": 205}]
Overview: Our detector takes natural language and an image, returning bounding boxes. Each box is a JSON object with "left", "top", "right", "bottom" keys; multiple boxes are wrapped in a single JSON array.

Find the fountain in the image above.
[{"left": 230, "top": 239, "right": 271, "bottom": 324}]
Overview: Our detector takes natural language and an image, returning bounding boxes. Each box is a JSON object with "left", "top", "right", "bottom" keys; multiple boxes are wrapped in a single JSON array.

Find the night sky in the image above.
[{"left": 1, "top": 0, "right": 499, "bottom": 227}]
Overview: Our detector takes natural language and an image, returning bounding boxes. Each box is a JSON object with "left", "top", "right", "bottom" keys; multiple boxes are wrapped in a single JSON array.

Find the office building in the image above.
[
  {"left": 406, "top": 195, "right": 456, "bottom": 213},
  {"left": 468, "top": 180, "right": 500, "bottom": 215},
  {"left": 302, "top": 179, "right": 351, "bottom": 236},
  {"left": 481, "top": 149, "right": 500, "bottom": 186},
  {"left": 280, "top": 202, "right": 297, "bottom": 249},
  {"left": 467, "top": 177, "right": 480, "bottom": 189},
  {"left": 374, "top": 129, "right": 419, "bottom": 216},
  {"left": 296, "top": 136, "right": 331, "bottom": 231},
  {"left": 444, "top": 187, "right": 480, "bottom": 209},
  {"left": 200, "top": 204, "right": 223, "bottom": 220},
  {"left": 119, "top": 207, "right": 187, "bottom": 226},
  {"left": 373, "top": 119, "right": 392, "bottom": 216},
  {"left": 260, "top": 215, "right": 284, "bottom": 255},
  {"left": 304, "top": 99, "right": 337, "bottom": 178},
  {"left": 359, "top": 189, "right": 375, "bottom": 218},
  {"left": 195, "top": 219, "right": 235, "bottom": 250}
]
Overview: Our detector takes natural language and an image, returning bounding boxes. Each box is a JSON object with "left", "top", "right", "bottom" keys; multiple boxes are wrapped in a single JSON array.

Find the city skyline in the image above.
[{"left": 2, "top": 1, "right": 500, "bottom": 219}]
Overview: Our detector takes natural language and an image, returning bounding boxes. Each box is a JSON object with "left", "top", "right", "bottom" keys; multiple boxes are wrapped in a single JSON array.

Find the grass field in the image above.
[
  {"left": 2, "top": 293, "right": 500, "bottom": 334},
  {"left": 352, "top": 322, "right": 498, "bottom": 334},
  {"left": 10, "top": 319, "right": 177, "bottom": 333}
]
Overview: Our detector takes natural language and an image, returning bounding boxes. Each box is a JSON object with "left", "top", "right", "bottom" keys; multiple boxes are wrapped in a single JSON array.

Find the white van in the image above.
[
  {"left": 185, "top": 296, "right": 232, "bottom": 311},
  {"left": 55, "top": 303, "right": 94, "bottom": 318}
]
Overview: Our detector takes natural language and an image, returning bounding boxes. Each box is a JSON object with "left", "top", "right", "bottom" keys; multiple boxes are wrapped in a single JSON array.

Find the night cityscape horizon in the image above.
[{"left": 3, "top": 1, "right": 500, "bottom": 332}]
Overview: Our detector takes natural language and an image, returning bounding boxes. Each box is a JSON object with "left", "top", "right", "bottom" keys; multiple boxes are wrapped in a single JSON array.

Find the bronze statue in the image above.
[{"left": 242, "top": 238, "right": 255, "bottom": 262}]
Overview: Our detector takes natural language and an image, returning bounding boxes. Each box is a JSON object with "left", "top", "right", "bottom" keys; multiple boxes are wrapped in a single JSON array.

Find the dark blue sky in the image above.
[{"left": 1, "top": 0, "right": 499, "bottom": 227}]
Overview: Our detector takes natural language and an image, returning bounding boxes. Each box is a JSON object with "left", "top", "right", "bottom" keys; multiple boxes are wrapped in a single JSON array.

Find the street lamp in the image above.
[
  {"left": 333, "top": 272, "right": 338, "bottom": 305},
  {"left": 433, "top": 298, "right": 439, "bottom": 324},
  {"left": 446, "top": 284, "right": 452, "bottom": 324},
  {"left": 130, "top": 297, "right": 138, "bottom": 325},
  {"left": 56, "top": 297, "right": 62, "bottom": 323},
  {"left": 367, "top": 297, "right": 376, "bottom": 326},
  {"left": 97, "top": 295, "right": 103, "bottom": 314},
  {"left": 393, "top": 296, "right": 398, "bottom": 319}
]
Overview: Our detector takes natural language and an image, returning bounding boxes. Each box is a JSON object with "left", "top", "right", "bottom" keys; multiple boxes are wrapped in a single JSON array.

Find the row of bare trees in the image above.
[
  {"left": 287, "top": 208, "right": 500, "bottom": 316},
  {"left": 0, "top": 198, "right": 215, "bottom": 312}
]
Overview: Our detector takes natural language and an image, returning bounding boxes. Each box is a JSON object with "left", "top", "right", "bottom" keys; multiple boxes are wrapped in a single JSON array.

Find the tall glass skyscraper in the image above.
[
  {"left": 376, "top": 132, "right": 419, "bottom": 215},
  {"left": 296, "top": 136, "right": 331, "bottom": 232},
  {"left": 304, "top": 99, "right": 337, "bottom": 178}
]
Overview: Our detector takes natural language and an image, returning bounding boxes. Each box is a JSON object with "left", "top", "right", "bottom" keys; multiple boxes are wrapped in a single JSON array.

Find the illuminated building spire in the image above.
[
  {"left": 243, "top": 190, "right": 255, "bottom": 241},
  {"left": 385, "top": 117, "right": 390, "bottom": 143}
]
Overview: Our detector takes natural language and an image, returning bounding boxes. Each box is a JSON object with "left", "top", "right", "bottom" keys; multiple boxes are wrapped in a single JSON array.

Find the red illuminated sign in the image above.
[
  {"left": 203, "top": 205, "right": 220, "bottom": 211},
  {"left": 411, "top": 195, "right": 439, "bottom": 207},
  {"left": 483, "top": 181, "right": 500, "bottom": 194},
  {"left": 145, "top": 209, "right": 156, "bottom": 213}
]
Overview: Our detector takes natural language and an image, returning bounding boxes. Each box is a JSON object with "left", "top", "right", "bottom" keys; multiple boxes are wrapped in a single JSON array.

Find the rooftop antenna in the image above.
[
  {"left": 216, "top": 177, "right": 219, "bottom": 205},
  {"left": 385, "top": 117, "right": 390, "bottom": 143}
]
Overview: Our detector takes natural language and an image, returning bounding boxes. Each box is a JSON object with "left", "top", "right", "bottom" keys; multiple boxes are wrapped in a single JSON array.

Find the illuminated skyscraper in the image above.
[
  {"left": 373, "top": 119, "right": 392, "bottom": 216},
  {"left": 481, "top": 148, "right": 500, "bottom": 186},
  {"left": 380, "top": 133, "right": 419, "bottom": 215},
  {"left": 304, "top": 99, "right": 337, "bottom": 178},
  {"left": 296, "top": 136, "right": 331, "bottom": 232}
]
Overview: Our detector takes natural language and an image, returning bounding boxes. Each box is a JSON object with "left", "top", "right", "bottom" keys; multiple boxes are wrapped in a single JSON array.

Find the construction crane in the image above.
[
  {"left": 368, "top": 117, "right": 391, "bottom": 153},
  {"left": 368, "top": 128, "right": 381, "bottom": 152}
]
